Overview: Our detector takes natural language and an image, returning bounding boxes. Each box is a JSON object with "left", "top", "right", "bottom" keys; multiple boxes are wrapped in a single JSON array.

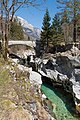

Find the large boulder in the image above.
[{"left": 29, "top": 69, "right": 42, "bottom": 85}]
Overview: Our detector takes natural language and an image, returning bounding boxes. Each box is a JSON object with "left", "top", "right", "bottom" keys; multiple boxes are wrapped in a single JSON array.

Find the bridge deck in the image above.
[
  {"left": 0, "top": 40, "right": 36, "bottom": 48},
  {"left": 9, "top": 41, "right": 36, "bottom": 48}
]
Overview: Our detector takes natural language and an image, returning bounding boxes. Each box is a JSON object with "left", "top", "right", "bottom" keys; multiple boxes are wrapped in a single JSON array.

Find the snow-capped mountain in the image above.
[{"left": 17, "top": 16, "right": 41, "bottom": 40}]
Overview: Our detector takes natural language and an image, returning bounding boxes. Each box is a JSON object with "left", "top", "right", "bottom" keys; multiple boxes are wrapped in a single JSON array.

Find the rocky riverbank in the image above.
[
  {"left": 6, "top": 45, "right": 80, "bottom": 119},
  {"left": 38, "top": 46, "right": 80, "bottom": 114},
  {"left": 0, "top": 57, "right": 55, "bottom": 120}
]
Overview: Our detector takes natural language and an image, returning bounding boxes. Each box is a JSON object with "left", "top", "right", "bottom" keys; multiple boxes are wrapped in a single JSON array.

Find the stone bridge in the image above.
[
  {"left": 8, "top": 40, "right": 36, "bottom": 54},
  {"left": 8, "top": 40, "right": 36, "bottom": 48}
]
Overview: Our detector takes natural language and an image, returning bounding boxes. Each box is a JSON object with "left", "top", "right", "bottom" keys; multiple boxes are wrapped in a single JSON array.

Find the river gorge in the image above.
[
  {"left": 41, "top": 83, "right": 80, "bottom": 120},
  {"left": 8, "top": 45, "right": 80, "bottom": 119}
]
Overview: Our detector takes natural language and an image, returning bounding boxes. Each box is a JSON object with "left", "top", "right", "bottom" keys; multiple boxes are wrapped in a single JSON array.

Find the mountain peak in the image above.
[
  {"left": 17, "top": 16, "right": 41, "bottom": 40},
  {"left": 18, "top": 16, "right": 34, "bottom": 30}
]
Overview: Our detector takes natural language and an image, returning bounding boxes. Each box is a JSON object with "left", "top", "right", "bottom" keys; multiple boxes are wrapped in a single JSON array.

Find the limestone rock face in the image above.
[
  {"left": 38, "top": 53, "right": 80, "bottom": 106},
  {"left": 29, "top": 69, "right": 42, "bottom": 85}
]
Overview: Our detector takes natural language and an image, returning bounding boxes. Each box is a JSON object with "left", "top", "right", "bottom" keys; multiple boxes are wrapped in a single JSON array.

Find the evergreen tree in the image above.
[
  {"left": 10, "top": 18, "right": 24, "bottom": 40},
  {"left": 52, "top": 14, "right": 61, "bottom": 33},
  {"left": 51, "top": 14, "right": 64, "bottom": 45},
  {"left": 61, "top": 10, "right": 70, "bottom": 44},
  {"left": 40, "top": 9, "right": 51, "bottom": 51}
]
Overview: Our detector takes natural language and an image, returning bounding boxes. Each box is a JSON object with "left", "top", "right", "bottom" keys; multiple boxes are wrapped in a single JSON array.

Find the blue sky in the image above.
[{"left": 16, "top": 0, "right": 59, "bottom": 29}]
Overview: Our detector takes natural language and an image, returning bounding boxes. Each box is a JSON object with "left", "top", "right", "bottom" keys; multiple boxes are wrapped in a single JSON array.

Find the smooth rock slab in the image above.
[{"left": 29, "top": 70, "right": 42, "bottom": 85}]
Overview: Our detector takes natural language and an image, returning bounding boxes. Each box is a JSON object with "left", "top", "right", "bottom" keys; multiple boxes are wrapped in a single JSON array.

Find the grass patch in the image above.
[{"left": 0, "top": 69, "right": 11, "bottom": 86}]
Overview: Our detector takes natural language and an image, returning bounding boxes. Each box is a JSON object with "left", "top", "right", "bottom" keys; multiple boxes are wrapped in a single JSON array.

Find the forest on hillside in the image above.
[{"left": 40, "top": 0, "right": 80, "bottom": 53}]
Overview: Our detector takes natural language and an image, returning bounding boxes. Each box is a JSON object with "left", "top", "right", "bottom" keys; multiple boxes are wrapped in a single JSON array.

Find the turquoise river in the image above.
[{"left": 41, "top": 83, "right": 80, "bottom": 120}]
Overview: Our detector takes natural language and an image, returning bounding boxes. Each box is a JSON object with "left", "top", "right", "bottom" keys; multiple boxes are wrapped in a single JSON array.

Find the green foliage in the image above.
[
  {"left": 10, "top": 17, "right": 24, "bottom": 40},
  {"left": 51, "top": 14, "right": 61, "bottom": 33},
  {"left": 51, "top": 14, "right": 64, "bottom": 45},
  {"left": 40, "top": 9, "right": 51, "bottom": 50},
  {"left": 52, "top": 34, "right": 64, "bottom": 45},
  {"left": 42, "top": 9, "right": 51, "bottom": 30}
]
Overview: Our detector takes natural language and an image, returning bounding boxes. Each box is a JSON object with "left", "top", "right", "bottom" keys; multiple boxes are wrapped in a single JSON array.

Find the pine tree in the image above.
[
  {"left": 61, "top": 10, "right": 69, "bottom": 44},
  {"left": 51, "top": 14, "right": 64, "bottom": 45},
  {"left": 10, "top": 17, "right": 24, "bottom": 40},
  {"left": 52, "top": 14, "right": 61, "bottom": 33},
  {"left": 40, "top": 9, "right": 51, "bottom": 51}
]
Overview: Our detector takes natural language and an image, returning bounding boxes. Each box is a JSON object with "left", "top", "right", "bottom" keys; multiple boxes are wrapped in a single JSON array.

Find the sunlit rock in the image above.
[
  {"left": 29, "top": 70, "right": 42, "bottom": 85},
  {"left": 38, "top": 53, "right": 80, "bottom": 106}
]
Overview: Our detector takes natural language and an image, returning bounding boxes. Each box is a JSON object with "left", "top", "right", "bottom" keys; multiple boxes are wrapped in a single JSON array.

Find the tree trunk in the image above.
[
  {"left": 73, "top": 20, "right": 76, "bottom": 43},
  {"left": 4, "top": 17, "right": 9, "bottom": 60},
  {"left": 73, "top": 0, "right": 77, "bottom": 44},
  {"left": 0, "top": 2, "right": 5, "bottom": 58},
  {"left": 4, "top": 0, "right": 9, "bottom": 60}
]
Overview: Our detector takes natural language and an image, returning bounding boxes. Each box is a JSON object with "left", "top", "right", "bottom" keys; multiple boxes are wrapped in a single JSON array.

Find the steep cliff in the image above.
[{"left": 38, "top": 47, "right": 80, "bottom": 113}]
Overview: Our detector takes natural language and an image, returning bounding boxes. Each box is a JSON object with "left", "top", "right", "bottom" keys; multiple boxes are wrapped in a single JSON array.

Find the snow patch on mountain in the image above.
[{"left": 17, "top": 16, "right": 41, "bottom": 40}]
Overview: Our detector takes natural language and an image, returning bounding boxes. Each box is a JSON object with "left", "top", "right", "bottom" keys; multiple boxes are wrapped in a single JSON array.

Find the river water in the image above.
[{"left": 41, "top": 83, "right": 80, "bottom": 120}]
